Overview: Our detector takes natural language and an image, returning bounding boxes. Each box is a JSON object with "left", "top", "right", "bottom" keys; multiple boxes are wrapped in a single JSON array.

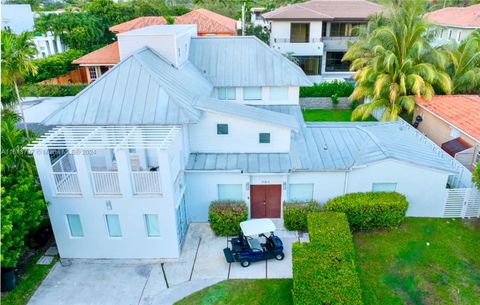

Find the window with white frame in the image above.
[
  {"left": 217, "top": 124, "right": 229, "bottom": 135},
  {"left": 217, "top": 87, "right": 236, "bottom": 100},
  {"left": 88, "top": 67, "right": 99, "bottom": 81},
  {"left": 289, "top": 184, "right": 314, "bottom": 201},
  {"left": 105, "top": 214, "right": 122, "bottom": 237},
  {"left": 372, "top": 183, "right": 397, "bottom": 192},
  {"left": 243, "top": 87, "right": 262, "bottom": 100},
  {"left": 66, "top": 214, "right": 84, "bottom": 237},
  {"left": 218, "top": 184, "right": 243, "bottom": 201},
  {"left": 259, "top": 133, "right": 270, "bottom": 144},
  {"left": 269, "top": 87, "right": 289, "bottom": 100},
  {"left": 144, "top": 214, "right": 161, "bottom": 237}
]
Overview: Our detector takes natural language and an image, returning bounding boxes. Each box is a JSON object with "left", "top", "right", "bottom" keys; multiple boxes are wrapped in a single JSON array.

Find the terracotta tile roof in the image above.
[
  {"left": 72, "top": 41, "right": 119, "bottom": 65},
  {"left": 425, "top": 4, "right": 480, "bottom": 28},
  {"left": 109, "top": 16, "right": 168, "bottom": 34},
  {"left": 174, "top": 9, "right": 237, "bottom": 35},
  {"left": 263, "top": 0, "right": 383, "bottom": 20},
  {"left": 415, "top": 95, "right": 480, "bottom": 142}
]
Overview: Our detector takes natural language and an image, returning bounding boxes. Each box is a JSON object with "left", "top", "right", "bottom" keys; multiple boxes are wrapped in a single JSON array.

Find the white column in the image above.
[
  {"left": 73, "top": 154, "right": 94, "bottom": 197},
  {"left": 55, "top": 36, "right": 63, "bottom": 53},
  {"left": 33, "top": 150, "right": 55, "bottom": 198},
  {"left": 47, "top": 39, "right": 56, "bottom": 56},
  {"left": 115, "top": 149, "right": 134, "bottom": 197}
]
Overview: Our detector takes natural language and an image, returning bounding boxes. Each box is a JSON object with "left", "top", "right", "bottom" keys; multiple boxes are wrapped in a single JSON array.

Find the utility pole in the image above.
[{"left": 242, "top": 2, "right": 246, "bottom": 36}]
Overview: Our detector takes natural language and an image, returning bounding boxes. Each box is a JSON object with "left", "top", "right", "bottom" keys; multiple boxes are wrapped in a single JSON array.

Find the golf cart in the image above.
[{"left": 223, "top": 219, "right": 284, "bottom": 267}]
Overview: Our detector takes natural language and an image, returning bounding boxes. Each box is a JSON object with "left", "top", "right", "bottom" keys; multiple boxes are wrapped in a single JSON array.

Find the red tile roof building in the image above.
[
  {"left": 109, "top": 17, "right": 168, "bottom": 34},
  {"left": 72, "top": 41, "right": 120, "bottom": 65},
  {"left": 425, "top": 4, "right": 480, "bottom": 28},
  {"left": 175, "top": 9, "right": 237, "bottom": 36}
]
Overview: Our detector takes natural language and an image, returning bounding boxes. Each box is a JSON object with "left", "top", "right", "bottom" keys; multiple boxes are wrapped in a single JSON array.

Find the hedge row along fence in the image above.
[
  {"left": 208, "top": 200, "right": 248, "bottom": 236},
  {"left": 300, "top": 80, "right": 354, "bottom": 98},
  {"left": 292, "top": 212, "right": 363, "bottom": 305},
  {"left": 324, "top": 192, "right": 409, "bottom": 231},
  {"left": 20, "top": 84, "right": 87, "bottom": 97},
  {"left": 283, "top": 201, "right": 321, "bottom": 231}
]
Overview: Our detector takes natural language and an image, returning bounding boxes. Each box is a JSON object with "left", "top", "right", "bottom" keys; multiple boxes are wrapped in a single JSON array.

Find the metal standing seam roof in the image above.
[
  {"left": 43, "top": 47, "right": 213, "bottom": 126},
  {"left": 188, "top": 36, "right": 313, "bottom": 87}
]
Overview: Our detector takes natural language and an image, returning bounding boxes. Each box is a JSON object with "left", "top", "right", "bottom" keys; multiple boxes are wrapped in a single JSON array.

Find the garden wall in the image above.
[{"left": 299, "top": 97, "right": 351, "bottom": 109}]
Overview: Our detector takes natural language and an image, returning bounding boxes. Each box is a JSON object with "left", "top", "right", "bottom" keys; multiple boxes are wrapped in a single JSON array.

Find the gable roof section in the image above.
[
  {"left": 195, "top": 98, "right": 300, "bottom": 131},
  {"left": 189, "top": 36, "right": 312, "bottom": 87},
  {"left": 263, "top": 0, "right": 383, "bottom": 21},
  {"left": 109, "top": 16, "right": 168, "bottom": 34},
  {"left": 72, "top": 41, "right": 120, "bottom": 65},
  {"left": 44, "top": 48, "right": 213, "bottom": 125},
  {"left": 425, "top": 4, "right": 480, "bottom": 28},
  {"left": 415, "top": 95, "right": 480, "bottom": 142},
  {"left": 174, "top": 9, "right": 237, "bottom": 35}
]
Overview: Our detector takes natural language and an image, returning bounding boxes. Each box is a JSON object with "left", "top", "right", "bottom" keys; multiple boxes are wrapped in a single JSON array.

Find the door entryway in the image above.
[{"left": 250, "top": 185, "right": 282, "bottom": 218}]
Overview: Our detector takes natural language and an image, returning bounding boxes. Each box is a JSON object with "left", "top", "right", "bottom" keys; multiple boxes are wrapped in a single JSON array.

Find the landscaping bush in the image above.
[
  {"left": 20, "top": 84, "right": 86, "bottom": 97},
  {"left": 292, "top": 212, "right": 363, "bottom": 305},
  {"left": 25, "top": 49, "right": 86, "bottom": 83},
  {"left": 208, "top": 201, "right": 248, "bottom": 236},
  {"left": 283, "top": 201, "right": 321, "bottom": 231},
  {"left": 300, "top": 80, "right": 354, "bottom": 97},
  {"left": 324, "top": 192, "right": 409, "bottom": 230}
]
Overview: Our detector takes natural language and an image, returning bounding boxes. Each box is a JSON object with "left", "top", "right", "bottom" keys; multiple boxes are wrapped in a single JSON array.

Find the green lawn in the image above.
[
  {"left": 175, "top": 279, "right": 293, "bottom": 305},
  {"left": 1, "top": 253, "right": 57, "bottom": 305},
  {"left": 302, "top": 109, "right": 376, "bottom": 122},
  {"left": 176, "top": 218, "right": 479, "bottom": 305}
]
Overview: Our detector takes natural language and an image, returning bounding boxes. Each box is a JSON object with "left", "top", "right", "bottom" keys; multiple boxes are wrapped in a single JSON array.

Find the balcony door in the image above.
[{"left": 290, "top": 23, "right": 310, "bottom": 43}]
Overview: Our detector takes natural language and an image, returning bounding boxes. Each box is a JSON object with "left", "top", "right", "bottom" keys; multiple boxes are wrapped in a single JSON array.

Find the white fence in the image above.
[
  {"left": 51, "top": 172, "right": 81, "bottom": 195},
  {"left": 444, "top": 188, "right": 480, "bottom": 218},
  {"left": 91, "top": 171, "right": 121, "bottom": 194},
  {"left": 132, "top": 171, "right": 162, "bottom": 194},
  {"left": 52, "top": 153, "right": 76, "bottom": 173}
]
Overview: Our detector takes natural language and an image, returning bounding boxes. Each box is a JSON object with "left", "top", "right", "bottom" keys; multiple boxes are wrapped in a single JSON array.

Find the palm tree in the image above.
[
  {"left": 441, "top": 29, "right": 480, "bottom": 94},
  {"left": 1, "top": 29, "right": 38, "bottom": 139},
  {"left": 343, "top": 0, "right": 452, "bottom": 121}
]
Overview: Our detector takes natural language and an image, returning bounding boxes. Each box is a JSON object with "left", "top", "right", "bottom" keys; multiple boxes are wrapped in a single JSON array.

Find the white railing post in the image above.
[
  {"left": 115, "top": 149, "right": 134, "bottom": 197},
  {"left": 73, "top": 153, "right": 94, "bottom": 197},
  {"left": 33, "top": 149, "right": 55, "bottom": 198}
]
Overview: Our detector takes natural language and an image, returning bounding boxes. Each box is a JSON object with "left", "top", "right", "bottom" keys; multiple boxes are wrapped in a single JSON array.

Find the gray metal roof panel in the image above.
[{"left": 186, "top": 153, "right": 292, "bottom": 173}]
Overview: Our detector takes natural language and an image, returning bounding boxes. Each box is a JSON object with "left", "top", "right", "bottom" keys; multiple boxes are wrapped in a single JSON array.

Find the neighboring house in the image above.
[
  {"left": 1, "top": 4, "right": 65, "bottom": 58},
  {"left": 425, "top": 4, "right": 480, "bottom": 46},
  {"left": 250, "top": 7, "right": 268, "bottom": 28},
  {"left": 73, "top": 9, "right": 237, "bottom": 83},
  {"left": 263, "top": 0, "right": 382, "bottom": 83},
  {"left": 413, "top": 95, "right": 480, "bottom": 171},
  {"left": 28, "top": 25, "right": 473, "bottom": 260}
]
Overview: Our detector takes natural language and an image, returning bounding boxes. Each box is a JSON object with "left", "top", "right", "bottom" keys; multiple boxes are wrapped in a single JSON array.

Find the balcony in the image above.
[
  {"left": 50, "top": 154, "right": 81, "bottom": 195},
  {"left": 271, "top": 37, "right": 323, "bottom": 56},
  {"left": 322, "top": 36, "right": 358, "bottom": 50},
  {"left": 132, "top": 171, "right": 162, "bottom": 194},
  {"left": 91, "top": 171, "right": 121, "bottom": 195}
]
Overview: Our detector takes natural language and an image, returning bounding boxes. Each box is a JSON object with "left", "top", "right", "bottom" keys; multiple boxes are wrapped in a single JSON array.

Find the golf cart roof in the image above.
[{"left": 240, "top": 219, "right": 276, "bottom": 236}]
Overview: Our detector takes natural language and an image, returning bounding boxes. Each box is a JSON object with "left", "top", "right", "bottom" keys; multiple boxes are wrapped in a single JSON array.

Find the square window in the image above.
[
  {"left": 217, "top": 124, "right": 229, "bottom": 135},
  {"left": 259, "top": 133, "right": 270, "bottom": 144},
  {"left": 289, "top": 184, "right": 314, "bottom": 201},
  {"left": 243, "top": 87, "right": 262, "bottom": 100},
  {"left": 66, "top": 214, "right": 84, "bottom": 237},
  {"left": 217, "top": 87, "right": 236, "bottom": 100},
  {"left": 269, "top": 87, "right": 289, "bottom": 100},
  {"left": 105, "top": 214, "right": 122, "bottom": 237},
  {"left": 218, "top": 184, "right": 243, "bottom": 201},
  {"left": 144, "top": 214, "right": 161, "bottom": 237},
  {"left": 372, "top": 183, "right": 397, "bottom": 192}
]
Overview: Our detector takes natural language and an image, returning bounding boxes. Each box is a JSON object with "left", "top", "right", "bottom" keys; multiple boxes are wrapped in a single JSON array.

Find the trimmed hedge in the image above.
[
  {"left": 208, "top": 200, "right": 248, "bottom": 236},
  {"left": 283, "top": 201, "right": 321, "bottom": 231},
  {"left": 20, "top": 84, "right": 87, "bottom": 97},
  {"left": 292, "top": 212, "right": 363, "bottom": 305},
  {"left": 300, "top": 80, "right": 354, "bottom": 97},
  {"left": 324, "top": 192, "right": 409, "bottom": 230}
]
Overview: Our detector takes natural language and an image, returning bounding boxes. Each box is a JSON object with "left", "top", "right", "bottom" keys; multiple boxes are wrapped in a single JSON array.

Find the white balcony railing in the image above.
[
  {"left": 91, "top": 171, "right": 121, "bottom": 195},
  {"left": 132, "top": 171, "right": 162, "bottom": 194},
  {"left": 51, "top": 172, "right": 81, "bottom": 195},
  {"left": 52, "top": 153, "right": 75, "bottom": 173}
]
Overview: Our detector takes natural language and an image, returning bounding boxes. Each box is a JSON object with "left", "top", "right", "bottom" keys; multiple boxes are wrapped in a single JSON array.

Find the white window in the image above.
[
  {"left": 457, "top": 31, "right": 462, "bottom": 42},
  {"left": 450, "top": 128, "right": 460, "bottom": 139},
  {"left": 243, "top": 87, "right": 262, "bottom": 100},
  {"left": 448, "top": 30, "right": 453, "bottom": 40},
  {"left": 288, "top": 184, "right": 314, "bottom": 201},
  {"left": 144, "top": 214, "right": 161, "bottom": 237},
  {"left": 269, "top": 87, "right": 289, "bottom": 100},
  {"left": 66, "top": 214, "right": 84, "bottom": 237},
  {"left": 217, "top": 87, "right": 236, "bottom": 100},
  {"left": 88, "top": 67, "right": 98, "bottom": 81},
  {"left": 218, "top": 184, "right": 243, "bottom": 201},
  {"left": 105, "top": 214, "right": 122, "bottom": 237},
  {"left": 372, "top": 183, "right": 397, "bottom": 192}
]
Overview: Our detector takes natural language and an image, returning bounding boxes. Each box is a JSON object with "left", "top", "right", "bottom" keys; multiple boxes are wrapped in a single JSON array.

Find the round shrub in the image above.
[
  {"left": 208, "top": 200, "right": 248, "bottom": 236},
  {"left": 324, "top": 192, "right": 409, "bottom": 230},
  {"left": 283, "top": 201, "right": 321, "bottom": 232}
]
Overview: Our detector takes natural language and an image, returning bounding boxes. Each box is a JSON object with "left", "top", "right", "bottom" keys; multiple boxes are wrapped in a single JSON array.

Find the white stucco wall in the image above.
[
  {"left": 188, "top": 112, "right": 292, "bottom": 153},
  {"left": 431, "top": 25, "right": 474, "bottom": 46},
  {"left": 211, "top": 86, "right": 299, "bottom": 105}
]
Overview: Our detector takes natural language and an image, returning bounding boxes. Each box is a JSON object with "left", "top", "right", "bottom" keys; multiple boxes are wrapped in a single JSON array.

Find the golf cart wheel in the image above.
[
  {"left": 275, "top": 252, "right": 285, "bottom": 261},
  {"left": 240, "top": 259, "right": 251, "bottom": 267}
]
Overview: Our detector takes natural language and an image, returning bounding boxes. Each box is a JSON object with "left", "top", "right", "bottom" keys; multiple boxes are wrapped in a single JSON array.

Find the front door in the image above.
[{"left": 250, "top": 185, "right": 281, "bottom": 218}]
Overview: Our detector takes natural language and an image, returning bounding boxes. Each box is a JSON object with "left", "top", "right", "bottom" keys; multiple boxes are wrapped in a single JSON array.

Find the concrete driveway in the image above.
[{"left": 28, "top": 223, "right": 298, "bottom": 305}]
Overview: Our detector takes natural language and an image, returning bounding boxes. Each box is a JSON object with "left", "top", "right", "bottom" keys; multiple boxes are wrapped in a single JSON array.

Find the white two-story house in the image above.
[
  {"left": 263, "top": 0, "right": 383, "bottom": 83},
  {"left": 28, "top": 24, "right": 476, "bottom": 260}
]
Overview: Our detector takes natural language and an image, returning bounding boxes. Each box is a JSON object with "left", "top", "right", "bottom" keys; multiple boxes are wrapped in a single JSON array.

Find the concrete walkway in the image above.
[{"left": 28, "top": 223, "right": 298, "bottom": 305}]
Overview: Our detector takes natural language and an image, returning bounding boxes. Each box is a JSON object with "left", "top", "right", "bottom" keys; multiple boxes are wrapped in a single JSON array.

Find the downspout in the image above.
[{"left": 343, "top": 170, "right": 349, "bottom": 195}]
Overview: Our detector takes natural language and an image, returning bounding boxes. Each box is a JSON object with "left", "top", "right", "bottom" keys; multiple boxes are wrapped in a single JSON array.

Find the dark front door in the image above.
[{"left": 250, "top": 185, "right": 281, "bottom": 218}]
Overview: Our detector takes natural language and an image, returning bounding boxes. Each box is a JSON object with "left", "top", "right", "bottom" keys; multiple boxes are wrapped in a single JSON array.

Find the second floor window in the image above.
[
  {"left": 217, "top": 87, "right": 236, "bottom": 100},
  {"left": 243, "top": 87, "right": 262, "bottom": 100},
  {"left": 330, "top": 23, "right": 347, "bottom": 37},
  {"left": 290, "top": 23, "right": 310, "bottom": 43},
  {"left": 259, "top": 133, "right": 271, "bottom": 144},
  {"left": 217, "top": 124, "right": 229, "bottom": 135}
]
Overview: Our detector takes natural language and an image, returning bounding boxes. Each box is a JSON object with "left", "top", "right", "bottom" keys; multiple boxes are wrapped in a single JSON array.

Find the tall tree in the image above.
[
  {"left": 1, "top": 30, "right": 38, "bottom": 138},
  {"left": 344, "top": 0, "right": 452, "bottom": 121}
]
